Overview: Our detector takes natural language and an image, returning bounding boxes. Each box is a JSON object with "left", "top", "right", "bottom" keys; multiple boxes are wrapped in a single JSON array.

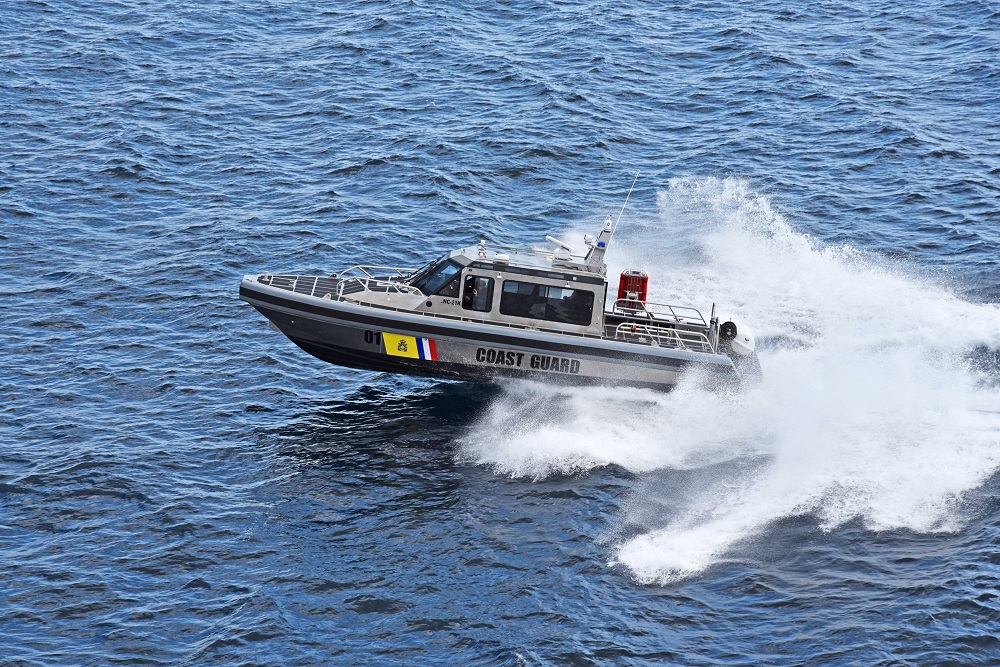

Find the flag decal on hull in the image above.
[{"left": 383, "top": 333, "right": 438, "bottom": 361}]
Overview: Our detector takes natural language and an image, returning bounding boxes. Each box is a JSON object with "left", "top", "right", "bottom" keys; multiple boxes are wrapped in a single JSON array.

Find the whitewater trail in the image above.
[{"left": 459, "top": 176, "right": 1000, "bottom": 585}]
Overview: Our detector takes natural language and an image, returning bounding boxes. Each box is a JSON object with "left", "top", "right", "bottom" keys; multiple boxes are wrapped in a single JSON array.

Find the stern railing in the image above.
[
  {"left": 611, "top": 322, "right": 714, "bottom": 353},
  {"left": 611, "top": 299, "right": 707, "bottom": 327}
]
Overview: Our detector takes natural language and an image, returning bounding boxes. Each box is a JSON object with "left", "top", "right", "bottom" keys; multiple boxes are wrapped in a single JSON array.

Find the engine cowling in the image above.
[{"left": 719, "top": 320, "right": 756, "bottom": 356}]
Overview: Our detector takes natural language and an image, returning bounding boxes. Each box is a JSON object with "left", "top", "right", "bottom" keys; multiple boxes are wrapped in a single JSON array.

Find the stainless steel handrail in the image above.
[
  {"left": 611, "top": 299, "right": 706, "bottom": 326},
  {"left": 333, "top": 264, "right": 418, "bottom": 280},
  {"left": 338, "top": 276, "right": 425, "bottom": 297},
  {"left": 483, "top": 242, "right": 586, "bottom": 259},
  {"left": 612, "top": 322, "right": 714, "bottom": 352}
]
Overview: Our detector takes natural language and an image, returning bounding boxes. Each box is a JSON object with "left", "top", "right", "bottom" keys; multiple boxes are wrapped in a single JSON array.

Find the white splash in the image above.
[{"left": 459, "top": 176, "right": 1000, "bottom": 584}]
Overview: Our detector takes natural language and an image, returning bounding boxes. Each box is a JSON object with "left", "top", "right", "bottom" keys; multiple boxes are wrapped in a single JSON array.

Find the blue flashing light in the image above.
[{"left": 597, "top": 241, "right": 606, "bottom": 248}]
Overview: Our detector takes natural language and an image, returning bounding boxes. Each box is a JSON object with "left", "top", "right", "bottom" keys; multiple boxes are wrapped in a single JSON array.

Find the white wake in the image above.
[{"left": 459, "top": 176, "right": 1000, "bottom": 584}]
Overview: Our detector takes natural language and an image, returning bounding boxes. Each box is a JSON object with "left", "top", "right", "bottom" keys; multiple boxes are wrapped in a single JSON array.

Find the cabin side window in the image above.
[
  {"left": 499, "top": 280, "right": 595, "bottom": 326},
  {"left": 462, "top": 275, "right": 494, "bottom": 312},
  {"left": 411, "top": 259, "right": 462, "bottom": 298}
]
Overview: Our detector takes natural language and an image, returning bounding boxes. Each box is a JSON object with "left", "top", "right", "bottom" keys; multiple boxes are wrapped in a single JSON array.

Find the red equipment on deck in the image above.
[{"left": 617, "top": 270, "right": 648, "bottom": 309}]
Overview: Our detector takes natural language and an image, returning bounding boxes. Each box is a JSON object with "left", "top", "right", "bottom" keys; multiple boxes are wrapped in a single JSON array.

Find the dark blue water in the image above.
[{"left": 3, "top": 1, "right": 1000, "bottom": 664}]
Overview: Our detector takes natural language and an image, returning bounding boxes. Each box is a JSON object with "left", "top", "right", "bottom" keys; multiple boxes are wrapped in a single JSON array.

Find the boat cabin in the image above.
[{"left": 404, "top": 241, "right": 608, "bottom": 337}]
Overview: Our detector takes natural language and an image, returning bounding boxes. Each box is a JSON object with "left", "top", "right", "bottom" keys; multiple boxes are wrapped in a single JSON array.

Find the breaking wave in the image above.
[{"left": 459, "top": 176, "right": 1000, "bottom": 584}]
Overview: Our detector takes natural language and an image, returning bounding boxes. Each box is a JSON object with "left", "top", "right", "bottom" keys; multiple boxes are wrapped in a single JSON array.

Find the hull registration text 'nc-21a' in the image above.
[{"left": 239, "top": 198, "right": 761, "bottom": 390}]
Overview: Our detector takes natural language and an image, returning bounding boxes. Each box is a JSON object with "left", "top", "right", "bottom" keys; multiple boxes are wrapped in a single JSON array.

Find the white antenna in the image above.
[{"left": 610, "top": 171, "right": 640, "bottom": 240}]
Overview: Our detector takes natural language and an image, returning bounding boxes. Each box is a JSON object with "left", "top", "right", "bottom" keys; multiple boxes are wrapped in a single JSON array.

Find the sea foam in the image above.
[{"left": 459, "top": 176, "right": 1000, "bottom": 584}]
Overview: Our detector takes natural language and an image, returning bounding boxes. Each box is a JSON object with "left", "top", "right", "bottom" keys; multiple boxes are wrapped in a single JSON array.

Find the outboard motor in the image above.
[
  {"left": 719, "top": 319, "right": 762, "bottom": 384},
  {"left": 719, "top": 320, "right": 755, "bottom": 356}
]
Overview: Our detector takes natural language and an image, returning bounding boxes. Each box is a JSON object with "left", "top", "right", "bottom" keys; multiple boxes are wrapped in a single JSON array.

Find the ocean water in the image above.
[{"left": 2, "top": 0, "right": 1000, "bottom": 665}]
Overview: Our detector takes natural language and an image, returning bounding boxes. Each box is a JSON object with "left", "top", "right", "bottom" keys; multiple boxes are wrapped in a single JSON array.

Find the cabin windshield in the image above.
[
  {"left": 410, "top": 258, "right": 463, "bottom": 297},
  {"left": 407, "top": 256, "right": 443, "bottom": 286}
]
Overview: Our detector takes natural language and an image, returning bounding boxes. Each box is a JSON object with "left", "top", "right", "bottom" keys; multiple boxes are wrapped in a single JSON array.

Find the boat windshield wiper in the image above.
[{"left": 406, "top": 256, "right": 444, "bottom": 285}]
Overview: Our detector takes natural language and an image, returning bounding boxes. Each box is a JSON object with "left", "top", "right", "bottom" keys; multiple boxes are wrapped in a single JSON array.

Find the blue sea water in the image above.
[{"left": 3, "top": 0, "right": 1000, "bottom": 664}]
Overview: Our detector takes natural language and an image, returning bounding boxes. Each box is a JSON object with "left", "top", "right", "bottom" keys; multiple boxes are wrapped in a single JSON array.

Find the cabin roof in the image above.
[{"left": 452, "top": 243, "right": 604, "bottom": 282}]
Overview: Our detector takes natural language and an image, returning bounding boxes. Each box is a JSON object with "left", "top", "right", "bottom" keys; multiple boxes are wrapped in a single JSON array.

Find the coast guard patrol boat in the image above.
[{"left": 239, "top": 213, "right": 762, "bottom": 390}]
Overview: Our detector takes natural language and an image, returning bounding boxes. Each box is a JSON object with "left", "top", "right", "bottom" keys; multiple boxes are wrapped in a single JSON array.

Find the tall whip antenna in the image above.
[{"left": 611, "top": 171, "right": 640, "bottom": 239}]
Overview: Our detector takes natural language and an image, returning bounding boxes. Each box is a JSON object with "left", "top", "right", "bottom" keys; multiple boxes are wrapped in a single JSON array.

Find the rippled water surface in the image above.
[{"left": 3, "top": 1, "right": 1000, "bottom": 665}]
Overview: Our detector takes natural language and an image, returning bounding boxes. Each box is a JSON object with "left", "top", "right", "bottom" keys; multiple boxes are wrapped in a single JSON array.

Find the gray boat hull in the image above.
[{"left": 240, "top": 278, "right": 750, "bottom": 390}]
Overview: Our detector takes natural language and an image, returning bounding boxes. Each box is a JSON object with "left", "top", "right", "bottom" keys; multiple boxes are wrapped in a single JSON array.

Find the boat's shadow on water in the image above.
[{"left": 269, "top": 380, "right": 498, "bottom": 468}]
